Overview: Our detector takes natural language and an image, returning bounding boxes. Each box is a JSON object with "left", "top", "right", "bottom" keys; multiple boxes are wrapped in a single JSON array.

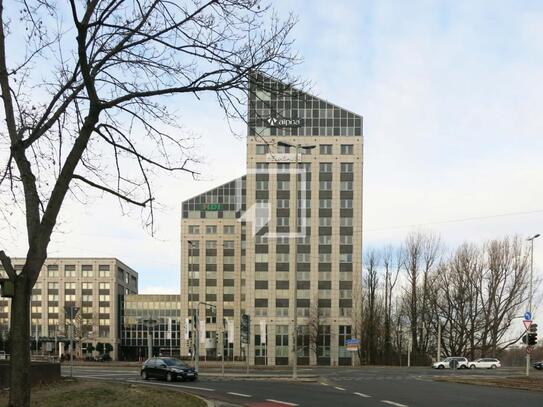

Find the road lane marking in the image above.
[
  {"left": 354, "top": 392, "right": 371, "bottom": 398},
  {"left": 320, "top": 382, "right": 328, "bottom": 386},
  {"left": 266, "top": 398, "right": 299, "bottom": 406},
  {"left": 126, "top": 379, "right": 215, "bottom": 392},
  {"left": 381, "top": 401, "right": 408, "bottom": 407},
  {"left": 334, "top": 386, "right": 346, "bottom": 391},
  {"left": 227, "top": 392, "right": 252, "bottom": 398}
]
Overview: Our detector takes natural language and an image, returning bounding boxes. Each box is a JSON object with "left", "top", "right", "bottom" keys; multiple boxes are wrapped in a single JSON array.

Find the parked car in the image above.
[
  {"left": 141, "top": 357, "right": 198, "bottom": 382},
  {"left": 468, "top": 358, "right": 501, "bottom": 369},
  {"left": 432, "top": 357, "right": 469, "bottom": 369},
  {"left": 533, "top": 361, "right": 543, "bottom": 370},
  {"left": 94, "top": 353, "right": 112, "bottom": 362}
]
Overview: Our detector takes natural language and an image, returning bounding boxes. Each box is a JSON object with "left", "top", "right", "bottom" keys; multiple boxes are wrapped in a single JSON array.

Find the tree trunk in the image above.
[{"left": 9, "top": 276, "right": 31, "bottom": 407}]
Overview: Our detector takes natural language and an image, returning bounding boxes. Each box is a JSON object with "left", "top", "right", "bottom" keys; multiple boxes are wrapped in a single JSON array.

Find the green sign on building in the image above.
[{"left": 204, "top": 203, "right": 222, "bottom": 211}]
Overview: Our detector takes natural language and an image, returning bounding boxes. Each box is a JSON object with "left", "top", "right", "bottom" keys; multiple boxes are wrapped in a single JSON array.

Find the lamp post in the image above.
[
  {"left": 277, "top": 141, "right": 316, "bottom": 380},
  {"left": 526, "top": 233, "right": 540, "bottom": 376},
  {"left": 142, "top": 318, "right": 159, "bottom": 359},
  {"left": 188, "top": 240, "right": 199, "bottom": 372}
]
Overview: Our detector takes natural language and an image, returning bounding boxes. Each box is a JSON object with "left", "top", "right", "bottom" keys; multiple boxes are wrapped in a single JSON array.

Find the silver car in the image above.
[
  {"left": 468, "top": 358, "right": 501, "bottom": 369},
  {"left": 432, "top": 356, "right": 469, "bottom": 369}
]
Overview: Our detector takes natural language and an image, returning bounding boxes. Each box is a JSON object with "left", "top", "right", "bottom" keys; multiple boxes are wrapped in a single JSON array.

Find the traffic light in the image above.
[
  {"left": 522, "top": 334, "right": 528, "bottom": 344},
  {"left": 528, "top": 324, "right": 538, "bottom": 346},
  {"left": 240, "top": 314, "right": 250, "bottom": 344}
]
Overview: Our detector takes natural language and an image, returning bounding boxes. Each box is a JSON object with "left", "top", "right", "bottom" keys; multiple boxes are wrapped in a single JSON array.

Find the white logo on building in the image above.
[{"left": 266, "top": 117, "right": 302, "bottom": 127}]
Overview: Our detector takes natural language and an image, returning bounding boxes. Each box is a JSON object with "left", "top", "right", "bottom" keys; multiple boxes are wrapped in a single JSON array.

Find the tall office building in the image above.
[{"left": 180, "top": 73, "right": 363, "bottom": 366}]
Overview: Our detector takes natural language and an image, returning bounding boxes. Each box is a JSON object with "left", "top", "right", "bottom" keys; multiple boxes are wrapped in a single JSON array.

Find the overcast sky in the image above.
[{"left": 4, "top": 1, "right": 543, "bottom": 319}]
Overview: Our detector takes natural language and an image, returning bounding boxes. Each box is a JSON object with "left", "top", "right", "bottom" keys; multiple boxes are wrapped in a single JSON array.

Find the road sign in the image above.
[
  {"left": 525, "top": 311, "right": 532, "bottom": 321},
  {"left": 346, "top": 338, "right": 360, "bottom": 352},
  {"left": 527, "top": 346, "right": 533, "bottom": 354},
  {"left": 523, "top": 320, "right": 532, "bottom": 330}
]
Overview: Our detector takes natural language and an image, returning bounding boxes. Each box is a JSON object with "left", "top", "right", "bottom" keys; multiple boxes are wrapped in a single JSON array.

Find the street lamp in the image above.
[
  {"left": 188, "top": 240, "right": 199, "bottom": 372},
  {"left": 526, "top": 233, "right": 540, "bottom": 376},
  {"left": 276, "top": 140, "right": 316, "bottom": 380},
  {"left": 141, "top": 318, "right": 159, "bottom": 359}
]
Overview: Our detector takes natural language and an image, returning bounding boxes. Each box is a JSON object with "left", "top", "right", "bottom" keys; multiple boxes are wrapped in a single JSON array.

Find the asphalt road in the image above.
[{"left": 63, "top": 365, "right": 543, "bottom": 407}]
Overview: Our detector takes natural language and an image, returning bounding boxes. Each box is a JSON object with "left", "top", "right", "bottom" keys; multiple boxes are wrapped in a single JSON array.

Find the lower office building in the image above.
[
  {"left": 180, "top": 73, "right": 363, "bottom": 366},
  {"left": 0, "top": 258, "right": 138, "bottom": 360}
]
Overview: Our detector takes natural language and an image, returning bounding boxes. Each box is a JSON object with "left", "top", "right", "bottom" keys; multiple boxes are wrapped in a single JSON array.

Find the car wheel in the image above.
[
  {"left": 490, "top": 365, "right": 497, "bottom": 369},
  {"left": 470, "top": 365, "right": 476, "bottom": 369},
  {"left": 141, "top": 371, "right": 148, "bottom": 380},
  {"left": 166, "top": 372, "right": 173, "bottom": 382},
  {"left": 438, "top": 364, "right": 444, "bottom": 369}
]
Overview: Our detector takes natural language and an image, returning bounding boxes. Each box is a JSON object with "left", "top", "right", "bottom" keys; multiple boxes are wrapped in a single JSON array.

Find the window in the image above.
[
  {"left": 206, "top": 256, "right": 217, "bottom": 264},
  {"left": 320, "top": 144, "right": 332, "bottom": 155},
  {"left": 277, "top": 163, "right": 290, "bottom": 173},
  {"left": 276, "top": 253, "right": 289, "bottom": 263},
  {"left": 277, "top": 217, "right": 289, "bottom": 226},
  {"left": 275, "top": 325, "right": 289, "bottom": 357},
  {"left": 341, "top": 199, "right": 353, "bottom": 209},
  {"left": 319, "top": 217, "right": 332, "bottom": 227},
  {"left": 319, "top": 181, "right": 332, "bottom": 190},
  {"left": 341, "top": 162, "right": 353, "bottom": 173},
  {"left": 319, "top": 253, "right": 332, "bottom": 263},
  {"left": 340, "top": 235, "right": 353, "bottom": 245},
  {"left": 296, "top": 253, "right": 310, "bottom": 263},
  {"left": 319, "top": 235, "right": 332, "bottom": 245},
  {"left": 99, "top": 282, "right": 110, "bottom": 290},
  {"left": 206, "top": 240, "right": 217, "bottom": 249},
  {"left": 188, "top": 225, "right": 200, "bottom": 234},
  {"left": 277, "top": 199, "right": 289, "bottom": 209},
  {"left": 340, "top": 253, "right": 353, "bottom": 263},
  {"left": 277, "top": 180, "right": 290, "bottom": 190},
  {"left": 340, "top": 181, "right": 353, "bottom": 191},
  {"left": 256, "top": 162, "right": 269, "bottom": 173},
  {"left": 47, "top": 264, "right": 59, "bottom": 277},
  {"left": 48, "top": 282, "right": 58, "bottom": 290},
  {"left": 318, "top": 326, "right": 331, "bottom": 357},
  {"left": 98, "top": 265, "right": 110, "bottom": 277},
  {"left": 64, "top": 282, "right": 76, "bottom": 290},
  {"left": 224, "top": 225, "right": 235, "bottom": 234},
  {"left": 339, "top": 325, "right": 352, "bottom": 357},
  {"left": 82, "top": 265, "right": 93, "bottom": 278},
  {"left": 340, "top": 217, "right": 353, "bottom": 227},
  {"left": 256, "top": 180, "right": 268, "bottom": 190},
  {"left": 256, "top": 144, "right": 269, "bottom": 155},
  {"left": 82, "top": 282, "right": 93, "bottom": 290},
  {"left": 277, "top": 145, "right": 290, "bottom": 153},
  {"left": 224, "top": 240, "right": 235, "bottom": 249},
  {"left": 340, "top": 144, "right": 354, "bottom": 155},
  {"left": 319, "top": 199, "right": 332, "bottom": 209},
  {"left": 319, "top": 163, "right": 332, "bottom": 173},
  {"left": 64, "top": 265, "right": 76, "bottom": 277},
  {"left": 206, "top": 225, "right": 217, "bottom": 234},
  {"left": 255, "top": 253, "right": 268, "bottom": 263}
]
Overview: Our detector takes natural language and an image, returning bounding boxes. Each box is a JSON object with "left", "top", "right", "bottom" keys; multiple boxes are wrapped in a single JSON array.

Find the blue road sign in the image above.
[
  {"left": 346, "top": 339, "right": 360, "bottom": 346},
  {"left": 525, "top": 311, "right": 532, "bottom": 321}
]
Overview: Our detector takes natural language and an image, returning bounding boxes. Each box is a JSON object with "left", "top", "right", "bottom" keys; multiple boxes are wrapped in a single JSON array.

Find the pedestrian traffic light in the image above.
[
  {"left": 528, "top": 324, "right": 538, "bottom": 346},
  {"left": 240, "top": 314, "right": 250, "bottom": 344}
]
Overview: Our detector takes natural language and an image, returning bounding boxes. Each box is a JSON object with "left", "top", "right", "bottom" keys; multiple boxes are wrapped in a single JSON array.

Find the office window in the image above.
[
  {"left": 341, "top": 162, "right": 354, "bottom": 173},
  {"left": 206, "top": 225, "right": 217, "bottom": 234},
  {"left": 256, "top": 162, "right": 269, "bottom": 173},
  {"left": 319, "top": 199, "right": 332, "bottom": 209},
  {"left": 277, "top": 180, "right": 290, "bottom": 190},
  {"left": 224, "top": 240, "right": 235, "bottom": 249},
  {"left": 319, "top": 217, "right": 332, "bottom": 227},
  {"left": 319, "top": 163, "right": 333, "bottom": 173},
  {"left": 82, "top": 265, "right": 93, "bottom": 278},
  {"left": 98, "top": 265, "right": 110, "bottom": 277},
  {"left": 64, "top": 264, "right": 76, "bottom": 277},
  {"left": 256, "top": 144, "right": 269, "bottom": 155},
  {"left": 206, "top": 256, "right": 217, "bottom": 264},
  {"left": 340, "top": 217, "right": 353, "bottom": 227},
  {"left": 319, "top": 235, "right": 332, "bottom": 245},
  {"left": 48, "top": 282, "right": 58, "bottom": 290},
  {"left": 277, "top": 163, "right": 290, "bottom": 173},
  {"left": 224, "top": 225, "right": 235, "bottom": 234},
  {"left": 256, "top": 180, "right": 269, "bottom": 190},
  {"left": 277, "top": 217, "right": 289, "bottom": 227},
  {"left": 340, "top": 235, "right": 353, "bottom": 245},
  {"left": 319, "top": 144, "right": 332, "bottom": 155},
  {"left": 206, "top": 240, "right": 217, "bottom": 249},
  {"left": 99, "top": 282, "right": 110, "bottom": 290},
  {"left": 188, "top": 225, "right": 200, "bottom": 234},
  {"left": 340, "top": 144, "right": 354, "bottom": 155},
  {"left": 319, "top": 253, "right": 332, "bottom": 263},
  {"left": 82, "top": 282, "right": 93, "bottom": 290},
  {"left": 296, "top": 253, "right": 310, "bottom": 263},
  {"left": 277, "top": 145, "right": 290, "bottom": 154},
  {"left": 275, "top": 325, "right": 289, "bottom": 357},
  {"left": 277, "top": 199, "right": 289, "bottom": 209},
  {"left": 340, "top": 199, "right": 353, "bottom": 209},
  {"left": 276, "top": 253, "right": 289, "bottom": 263},
  {"left": 319, "top": 181, "right": 332, "bottom": 190},
  {"left": 340, "top": 181, "right": 353, "bottom": 191},
  {"left": 47, "top": 264, "right": 59, "bottom": 277},
  {"left": 340, "top": 253, "right": 353, "bottom": 263},
  {"left": 64, "top": 282, "right": 76, "bottom": 290},
  {"left": 255, "top": 253, "right": 268, "bottom": 263}
]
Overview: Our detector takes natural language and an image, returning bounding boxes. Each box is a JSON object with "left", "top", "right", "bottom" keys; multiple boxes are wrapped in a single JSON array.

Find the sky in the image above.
[{"left": 3, "top": 1, "right": 543, "bottom": 319}]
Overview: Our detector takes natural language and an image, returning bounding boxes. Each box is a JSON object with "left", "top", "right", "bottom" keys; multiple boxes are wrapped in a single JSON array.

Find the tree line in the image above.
[{"left": 359, "top": 232, "right": 534, "bottom": 365}]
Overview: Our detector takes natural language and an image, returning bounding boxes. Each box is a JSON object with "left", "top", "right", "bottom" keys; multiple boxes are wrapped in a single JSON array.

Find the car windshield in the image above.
[
  {"left": 162, "top": 359, "right": 187, "bottom": 367},
  {"left": 442, "top": 357, "right": 452, "bottom": 362}
]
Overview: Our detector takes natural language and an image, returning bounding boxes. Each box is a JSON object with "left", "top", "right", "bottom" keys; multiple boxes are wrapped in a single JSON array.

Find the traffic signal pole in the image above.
[{"left": 526, "top": 234, "right": 539, "bottom": 376}]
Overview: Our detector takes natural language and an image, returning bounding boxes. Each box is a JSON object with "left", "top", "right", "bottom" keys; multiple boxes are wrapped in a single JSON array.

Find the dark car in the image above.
[
  {"left": 94, "top": 354, "right": 112, "bottom": 362},
  {"left": 533, "top": 361, "right": 543, "bottom": 370},
  {"left": 141, "top": 357, "right": 198, "bottom": 382}
]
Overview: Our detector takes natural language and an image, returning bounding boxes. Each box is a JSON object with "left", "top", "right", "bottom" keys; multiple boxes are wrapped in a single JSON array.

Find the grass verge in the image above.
[
  {"left": 433, "top": 375, "right": 543, "bottom": 392},
  {"left": 0, "top": 378, "right": 206, "bottom": 407}
]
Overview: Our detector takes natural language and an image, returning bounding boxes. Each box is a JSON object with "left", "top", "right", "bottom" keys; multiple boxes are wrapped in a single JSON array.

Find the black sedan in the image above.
[
  {"left": 533, "top": 361, "right": 543, "bottom": 370},
  {"left": 141, "top": 357, "right": 198, "bottom": 382}
]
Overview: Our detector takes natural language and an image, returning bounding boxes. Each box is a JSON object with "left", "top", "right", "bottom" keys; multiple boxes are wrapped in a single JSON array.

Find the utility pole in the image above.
[
  {"left": 526, "top": 233, "right": 540, "bottom": 376},
  {"left": 437, "top": 319, "right": 441, "bottom": 362}
]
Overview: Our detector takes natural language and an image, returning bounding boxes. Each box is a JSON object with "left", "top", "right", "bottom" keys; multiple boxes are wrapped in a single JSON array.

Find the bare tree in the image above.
[
  {"left": 308, "top": 293, "right": 320, "bottom": 362},
  {"left": 362, "top": 249, "right": 380, "bottom": 364},
  {"left": 382, "top": 245, "right": 401, "bottom": 364},
  {"left": 0, "top": 1, "right": 297, "bottom": 405}
]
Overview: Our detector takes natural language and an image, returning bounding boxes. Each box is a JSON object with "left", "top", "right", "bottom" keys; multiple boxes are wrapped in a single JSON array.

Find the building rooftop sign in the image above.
[
  {"left": 204, "top": 203, "right": 222, "bottom": 211},
  {"left": 266, "top": 117, "right": 303, "bottom": 128}
]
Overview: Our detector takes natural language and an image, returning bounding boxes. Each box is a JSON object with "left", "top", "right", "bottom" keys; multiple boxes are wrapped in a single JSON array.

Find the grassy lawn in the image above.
[
  {"left": 434, "top": 375, "right": 543, "bottom": 392},
  {"left": 0, "top": 378, "right": 206, "bottom": 407}
]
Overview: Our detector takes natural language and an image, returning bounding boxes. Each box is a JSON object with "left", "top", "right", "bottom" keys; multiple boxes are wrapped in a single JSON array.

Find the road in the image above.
[{"left": 63, "top": 365, "right": 543, "bottom": 407}]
